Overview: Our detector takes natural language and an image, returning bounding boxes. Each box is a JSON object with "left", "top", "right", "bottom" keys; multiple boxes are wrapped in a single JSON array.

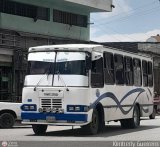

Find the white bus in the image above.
[{"left": 21, "top": 44, "right": 154, "bottom": 135}]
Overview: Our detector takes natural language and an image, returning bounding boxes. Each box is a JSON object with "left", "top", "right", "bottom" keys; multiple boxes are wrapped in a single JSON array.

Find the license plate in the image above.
[{"left": 46, "top": 116, "right": 56, "bottom": 122}]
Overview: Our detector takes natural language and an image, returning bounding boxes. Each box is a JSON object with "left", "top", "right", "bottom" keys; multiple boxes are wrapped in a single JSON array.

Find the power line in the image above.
[
  {"left": 91, "top": 24, "right": 138, "bottom": 42},
  {"left": 93, "top": 6, "right": 159, "bottom": 27},
  {"left": 91, "top": 7, "right": 160, "bottom": 42},
  {"left": 91, "top": 0, "right": 160, "bottom": 42},
  {"left": 92, "top": 0, "right": 157, "bottom": 23},
  {"left": 91, "top": 18, "right": 139, "bottom": 42},
  {"left": 91, "top": 24, "right": 123, "bottom": 42},
  {"left": 94, "top": 7, "right": 159, "bottom": 27},
  {"left": 92, "top": 0, "right": 158, "bottom": 24},
  {"left": 92, "top": 0, "right": 159, "bottom": 26}
]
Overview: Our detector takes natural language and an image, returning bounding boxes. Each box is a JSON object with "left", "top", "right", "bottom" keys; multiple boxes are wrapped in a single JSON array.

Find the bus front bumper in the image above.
[{"left": 21, "top": 112, "right": 88, "bottom": 126}]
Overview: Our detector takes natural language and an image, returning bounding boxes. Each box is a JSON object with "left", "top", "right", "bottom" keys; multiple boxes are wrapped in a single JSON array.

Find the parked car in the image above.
[{"left": 0, "top": 102, "right": 21, "bottom": 128}]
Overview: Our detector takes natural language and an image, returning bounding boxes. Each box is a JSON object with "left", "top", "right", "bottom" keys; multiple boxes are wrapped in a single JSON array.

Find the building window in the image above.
[
  {"left": 133, "top": 59, "right": 142, "bottom": 86},
  {"left": 104, "top": 52, "right": 115, "bottom": 84},
  {"left": 53, "top": 9, "right": 88, "bottom": 27},
  {"left": 114, "top": 54, "right": 124, "bottom": 85},
  {"left": 0, "top": 67, "right": 12, "bottom": 102},
  {"left": 37, "top": 7, "right": 50, "bottom": 21},
  {"left": 124, "top": 56, "right": 133, "bottom": 86},
  {"left": 148, "top": 62, "right": 153, "bottom": 87},
  {"left": 0, "top": 0, "right": 50, "bottom": 21},
  {"left": 91, "top": 57, "right": 104, "bottom": 88}
]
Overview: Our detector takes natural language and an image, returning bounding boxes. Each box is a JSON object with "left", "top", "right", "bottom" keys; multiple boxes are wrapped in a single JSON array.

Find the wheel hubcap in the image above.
[{"left": 2, "top": 116, "right": 12, "bottom": 127}]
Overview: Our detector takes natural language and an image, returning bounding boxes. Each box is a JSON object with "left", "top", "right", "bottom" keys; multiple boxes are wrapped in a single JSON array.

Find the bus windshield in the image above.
[
  {"left": 27, "top": 51, "right": 87, "bottom": 76},
  {"left": 55, "top": 60, "right": 86, "bottom": 75},
  {"left": 27, "top": 60, "right": 86, "bottom": 75}
]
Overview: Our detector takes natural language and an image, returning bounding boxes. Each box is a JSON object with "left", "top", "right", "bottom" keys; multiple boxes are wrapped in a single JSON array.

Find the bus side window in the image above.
[
  {"left": 124, "top": 56, "right": 133, "bottom": 86},
  {"left": 104, "top": 52, "right": 115, "bottom": 84},
  {"left": 114, "top": 54, "right": 124, "bottom": 85},
  {"left": 133, "top": 59, "right": 142, "bottom": 86},
  {"left": 148, "top": 61, "right": 153, "bottom": 87},
  {"left": 91, "top": 57, "right": 104, "bottom": 88},
  {"left": 142, "top": 60, "right": 148, "bottom": 87}
]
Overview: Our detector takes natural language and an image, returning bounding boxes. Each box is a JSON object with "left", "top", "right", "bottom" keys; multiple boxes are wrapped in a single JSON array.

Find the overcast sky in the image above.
[{"left": 90, "top": 0, "right": 160, "bottom": 42}]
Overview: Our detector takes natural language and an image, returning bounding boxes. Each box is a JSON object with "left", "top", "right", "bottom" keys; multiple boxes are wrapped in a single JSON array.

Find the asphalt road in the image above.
[{"left": 0, "top": 116, "right": 160, "bottom": 147}]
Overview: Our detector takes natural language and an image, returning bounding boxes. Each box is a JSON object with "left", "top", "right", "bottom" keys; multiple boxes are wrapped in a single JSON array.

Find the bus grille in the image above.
[{"left": 41, "top": 98, "right": 62, "bottom": 109}]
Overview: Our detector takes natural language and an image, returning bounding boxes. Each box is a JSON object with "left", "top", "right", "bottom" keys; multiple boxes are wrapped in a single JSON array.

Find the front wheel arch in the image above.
[
  {"left": 120, "top": 104, "right": 140, "bottom": 129},
  {"left": 0, "top": 110, "right": 17, "bottom": 119}
]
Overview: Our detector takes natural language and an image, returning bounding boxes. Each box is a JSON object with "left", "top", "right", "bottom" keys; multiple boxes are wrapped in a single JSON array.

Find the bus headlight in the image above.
[
  {"left": 75, "top": 106, "right": 81, "bottom": 111},
  {"left": 24, "top": 105, "right": 29, "bottom": 110},
  {"left": 21, "top": 104, "right": 37, "bottom": 111},
  {"left": 30, "top": 105, "right": 36, "bottom": 110},
  {"left": 68, "top": 106, "right": 74, "bottom": 111},
  {"left": 67, "top": 105, "right": 89, "bottom": 112}
]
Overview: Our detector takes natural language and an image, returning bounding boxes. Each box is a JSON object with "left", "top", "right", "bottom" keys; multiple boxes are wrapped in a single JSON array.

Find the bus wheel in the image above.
[
  {"left": 82, "top": 109, "right": 99, "bottom": 135},
  {"left": 149, "top": 108, "right": 156, "bottom": 119},
  {"left": 0, "top": 113, "right": 15, "bottom": 128},
  {"left": 32, "top": 124, "right": 48, "bottom": 135},
  {"left": 120, "top": 105, "right": 140, "bottom": 129}
]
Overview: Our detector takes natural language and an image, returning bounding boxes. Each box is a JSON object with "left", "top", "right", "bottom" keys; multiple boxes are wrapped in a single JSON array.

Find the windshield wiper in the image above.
[
  {"left": 56, "top": 71, "right": 69, "bottom": 91},
  {"left": 33, "top": 63, "right": 52, "bottom": 91}
]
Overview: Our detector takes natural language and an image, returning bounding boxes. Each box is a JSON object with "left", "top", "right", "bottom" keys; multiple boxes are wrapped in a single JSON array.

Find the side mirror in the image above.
[{"left": 86, "top": 55, "right": 91, "bottom": 70}]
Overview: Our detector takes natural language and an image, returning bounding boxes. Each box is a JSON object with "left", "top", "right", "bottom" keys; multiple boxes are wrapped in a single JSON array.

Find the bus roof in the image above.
[
  {"left": 29, "top": 44, "right": 152, "bottom": 60},
  {"left": 29, "top": 44, "right": 102, "bottom": 52}
]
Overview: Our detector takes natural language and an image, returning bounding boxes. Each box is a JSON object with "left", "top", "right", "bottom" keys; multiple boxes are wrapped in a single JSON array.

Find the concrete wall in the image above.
[
  {"left": 65, "top": 0, "right": 113, "bottom": 12},
  {"left": 0, "top": 48, "right": 13, "bottom": 63},
  {"left": 138, "top": 43, "right": 160, "bottom": 55}
]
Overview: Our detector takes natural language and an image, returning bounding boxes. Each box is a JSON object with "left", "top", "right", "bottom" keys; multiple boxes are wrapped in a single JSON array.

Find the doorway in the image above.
[{"left": 0, "top": 66, "right": 12, "bottom": 102}]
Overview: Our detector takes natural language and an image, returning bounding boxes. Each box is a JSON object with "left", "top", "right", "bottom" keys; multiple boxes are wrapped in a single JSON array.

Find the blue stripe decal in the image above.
[
  {"left": 141, "top": 107, "right": 149, "bottom": 113},
  {"left": 89, "top": 88, "right": 145, "bottom": 115},
  {"left": 146, "top": 93, "right": 150, "bottom": 101},
  {"left": 147, "top": 88, "right": 152, "bottom": 97},
  {"left": 21, "top": 113, "right": 88, "bottom": 122}
]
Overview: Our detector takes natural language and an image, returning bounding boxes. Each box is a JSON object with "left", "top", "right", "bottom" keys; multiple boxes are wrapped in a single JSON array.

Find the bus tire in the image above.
[
  {"left": 32, "top": 124, "right": 48, "bottom": 135},
  {"left": 149, "top": 108, "right": 156, "bottom": 119},
  {"left": 0, "top": 113, "right": 15, "bottom": 128},
  {"left": 82, "top": 109, "right": 99, "bottom": 135},
  {"left": 96, "top": 103, "right": 105, "bottom": 133},
  {"left": 120, "top": 105, "right": 140, "bottom": 129}
]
